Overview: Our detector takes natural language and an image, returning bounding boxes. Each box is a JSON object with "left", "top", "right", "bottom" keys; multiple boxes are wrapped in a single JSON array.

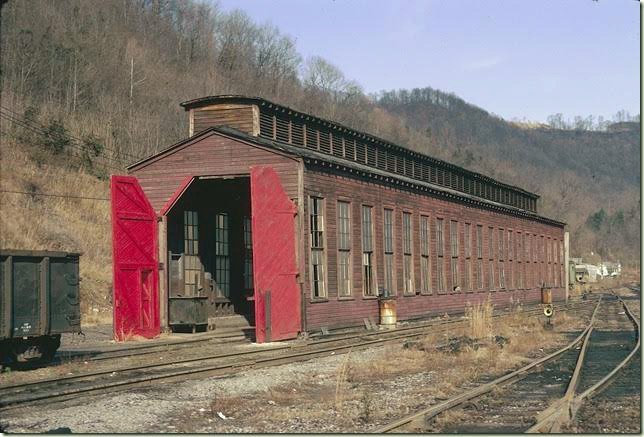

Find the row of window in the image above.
[
  {"left": 309, "top": 197, "right": 564, "bottom": 300},
  {"left": 259, "top": 109, "right": 537, "bottom": 213},
  {"left": 182, "top": 210, "right": 253, "bottom": 298}
]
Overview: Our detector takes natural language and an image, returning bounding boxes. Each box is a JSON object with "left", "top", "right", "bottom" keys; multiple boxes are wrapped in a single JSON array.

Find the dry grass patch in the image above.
[
  {"left": 430, "top": 407, "right": 469, "bottom": 429},
  {"left": 465, "top": 295, "right": 494, "bottom": 339},
  {"left": 195, "top": 303, "right": 588, "bottom": 432},
  {"left": 0, "top": 138, "right": 113, "bottom": 324},
  {"left": 346, "top": 346, "right": 429, "bottom": 383}
]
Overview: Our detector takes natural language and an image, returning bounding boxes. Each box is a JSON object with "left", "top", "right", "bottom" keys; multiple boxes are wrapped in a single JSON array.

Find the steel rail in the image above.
[
  {"left": 0, "top": 299, "right": 598, "bottom": 411},
  {"left": 1, "top": 298, "right": 595, "bottom": 394},
  {"left": 3, "top": 298, "right": 592, "bottom": 391},
  {"left": 0, "top": 314, "right": 538, "bottom": 410},
  {"left": 61, "top": 297, "right": 595, "bottom": 364},
  {"left": 526, "top": 293, "right": 640, "bottom": 433},
  {"left": 372, "top": 297, "right": 602, "bottom": 433},
  {"left": 525, "top": 327, "right": 595, "bottom": 433},
  {"left": 60, "top": 330, "right": 251, "bottom": 363},
  {"left": 569, "top": 294, "right": 640, "bottom": 410}
]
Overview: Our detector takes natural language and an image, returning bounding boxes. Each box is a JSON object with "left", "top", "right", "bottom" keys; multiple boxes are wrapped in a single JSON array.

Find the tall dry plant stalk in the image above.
[
  {"left": 334, "top": 348, "right": 353, "bottom": 411},
  {"left": 465, "top": 294, "right": 494, "bottom": 339}
]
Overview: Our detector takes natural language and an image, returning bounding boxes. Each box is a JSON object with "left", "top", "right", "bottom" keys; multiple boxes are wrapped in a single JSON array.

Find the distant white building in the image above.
[{"left": 576, "top": 264, "right": 600, "bottom": 283}]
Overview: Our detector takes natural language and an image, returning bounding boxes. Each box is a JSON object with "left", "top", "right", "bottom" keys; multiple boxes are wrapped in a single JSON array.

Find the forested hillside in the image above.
[
  {"left": 0, "top": 0, "right": 639, "bottom": 319},
  {"left": 375, "top": 89, "right": 640, "bottom": 264}
]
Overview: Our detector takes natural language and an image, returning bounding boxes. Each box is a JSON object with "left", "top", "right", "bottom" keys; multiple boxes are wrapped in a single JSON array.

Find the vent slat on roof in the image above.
[
  {"left": 396, "top": 155, "right": 404, "bottom": 176},
  {"left": 276, "top": 117, "right": 289, "bottom": 143},
  {"left": 331, "top": 133, "right": 343, "bottom": 158},
  {"left": 356, "top": 141, "right": 366, "bottom": 164},
  {"left": 414, "top": 159, "right": 422, "bottom": 180},
  {"left": 376, "top": 147, "right": 386, "bottom": 170},
  {"left": 367, "top": 144, "right": 376, "bottom": 167},
  {"left": 319, "top": 130, "right": 331, "bottom": 154},
  {"left": 255, "top": 106, "right": 538, "bottom": 214},
  {"left": 259, "top": 112, "right": 274, "bottom": 139},
  {"left": 345, "top": 138, "right": 355, "bottom": 160},
  {"left": 405, "top": 157, "right": 413, "bottom": 178},
  {"left": 421, "top": 162, "right": 429, "bottom": 181},
  {"left": 386, "top": 149, "right": 396, "bottom": 173},
  {"left": 305, "top": 125, "right": 317, "bottom": 150},
  {"left": 292, "top": 123, "right": 304, "bottom": 146}
]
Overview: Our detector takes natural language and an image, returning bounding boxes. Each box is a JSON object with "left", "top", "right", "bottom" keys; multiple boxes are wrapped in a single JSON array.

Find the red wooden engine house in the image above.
[{"left": 111, "top": 96, "right": 568, "bottom": 342}]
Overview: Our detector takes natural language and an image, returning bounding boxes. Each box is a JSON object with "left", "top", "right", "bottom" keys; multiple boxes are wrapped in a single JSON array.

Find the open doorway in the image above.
[{"left": 165, "top": 176, "right": 254, "bottom": 333}]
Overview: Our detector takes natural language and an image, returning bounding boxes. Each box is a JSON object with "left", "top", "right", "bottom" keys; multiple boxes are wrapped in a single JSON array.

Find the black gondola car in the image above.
[{"left": 0, "top": 249, "right": 81, "bottom": 365}]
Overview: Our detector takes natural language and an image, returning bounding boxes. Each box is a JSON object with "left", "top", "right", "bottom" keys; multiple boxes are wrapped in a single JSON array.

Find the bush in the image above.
[
  {"left": 82, "top": 134, "right": 103, "bottom": 157},
  {"left": 42, "top": 119, "right": 70, "bottom": 154}
]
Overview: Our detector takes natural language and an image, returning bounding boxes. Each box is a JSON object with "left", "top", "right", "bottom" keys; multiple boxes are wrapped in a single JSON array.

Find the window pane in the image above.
[
  {"left": 384, "top": 209, "right": 393, "bottom": 252},
  {"left": 498, "top": 230, "right": 504, "bottom": 260},
  {"left": 488, "top": 227, "right": 494, "bottom": 259},
  {"left": 421, "top": 256, "right": 429, "bottom": 293},
  {"left": 362, "top": 206, "right": 373, "bottom": 252},
  {"left": 436, "top": 219, "right": 444, "bottom": 257},
  {"left": 450, "top": 221, "right": 458, "bottom": 257},
  {"left": 310, "top": 197, "right": 326, "bottom": 298},
  {"left": 384, "top": 254, "right": 394, "bottom": 294},
  {"left": 404, "top": 255, "right": 413, "bottom": 293},
  {"left": 403, "top": 213, "right": 412, "bottom": 254},
  {"left": 420, "top": 216, "right": 429, "bottom": 256},
  {"left": 451, "top": 257, "right": 459, "bottom": 290},
  {"left": 337, "top": 201, "right": 350, "bottom": 250}
]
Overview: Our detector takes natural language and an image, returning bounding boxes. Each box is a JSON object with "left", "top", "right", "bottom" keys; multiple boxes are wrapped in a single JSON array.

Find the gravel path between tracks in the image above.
[{"left": 0, "top": 302, "right": 593, "bottom": 434}]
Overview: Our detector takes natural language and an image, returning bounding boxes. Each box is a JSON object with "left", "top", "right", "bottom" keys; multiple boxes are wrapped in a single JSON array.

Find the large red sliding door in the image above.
[
  {"left": 250, "top": 166, "right": 300, "bottom": 342},
  {"left": 111, "top": 175, "right": 160, "bottom": 340}
]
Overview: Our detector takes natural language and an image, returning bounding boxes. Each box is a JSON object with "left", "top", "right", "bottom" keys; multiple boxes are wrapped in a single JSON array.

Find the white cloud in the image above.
[{"left": 463, "top": 56, "right": 504, "bottom": 71}]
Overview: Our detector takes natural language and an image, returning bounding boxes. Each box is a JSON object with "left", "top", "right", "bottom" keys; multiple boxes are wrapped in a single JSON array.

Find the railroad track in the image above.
[
  {"left": 58, "top": 295, "right": 595, "bottom": 364},
  {"left": 16, "top": 295, "right": 594, "bottom": 370},
  {"left": 0, "top": 297, "right": 597, "bottom": 411},
  {"left": 374, "top": 291, "right": 639, "bottom": 433}
]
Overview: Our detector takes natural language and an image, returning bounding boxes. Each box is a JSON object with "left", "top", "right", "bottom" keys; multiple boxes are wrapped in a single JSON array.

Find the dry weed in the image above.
[
  {"left": 465, "top": 294, "right": 494, "bottom": 339},
  {"left": 335, "top": 348, "right": 353, "bottom": 411},
  {"left": 431, "top": 407, "right": 468, "bottom": 428}
]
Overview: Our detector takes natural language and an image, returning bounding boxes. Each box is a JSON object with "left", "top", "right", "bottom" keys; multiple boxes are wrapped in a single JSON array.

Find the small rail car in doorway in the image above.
[
  {"left": 111, "top": 95, "right": 569, "bottom": 343},
  {"left": 0, "top": 250, "right": 81, "bottom": 365}
]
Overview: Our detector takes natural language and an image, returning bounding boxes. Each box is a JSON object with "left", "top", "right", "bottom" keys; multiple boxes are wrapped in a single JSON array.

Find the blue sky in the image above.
[{"left": 214, "top": 0, "right": 639, "bottom": 123}]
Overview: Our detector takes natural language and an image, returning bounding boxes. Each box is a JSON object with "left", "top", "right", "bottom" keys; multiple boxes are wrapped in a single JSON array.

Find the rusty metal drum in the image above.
[
  {"left": 541, "top": 288, "right": 552, "bottom": 305},
  {"left": 378, "top": 297, "right": 397, "bottom": 327}
]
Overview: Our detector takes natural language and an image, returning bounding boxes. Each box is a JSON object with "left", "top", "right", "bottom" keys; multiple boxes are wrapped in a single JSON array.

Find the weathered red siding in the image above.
[
  {"left": 192, "top": 105, "right": 255, "bottom": 136},
  {"left": 302, "top": 168, "right": 565, "bottom": 331},
  {"left": 129, "top": 132, "right": 299, "bottom": 212}
]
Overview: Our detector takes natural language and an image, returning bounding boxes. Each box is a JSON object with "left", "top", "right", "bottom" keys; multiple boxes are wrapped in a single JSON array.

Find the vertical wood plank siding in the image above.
[
  {"left": 302, "top": 167, "right": 565, "bottom": 331},
  {"left": 193, "top": 106, "right": 255, "bottom": 136},
  {"left": 129, "top": 133, "right": 299, "bottom": 212}
]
